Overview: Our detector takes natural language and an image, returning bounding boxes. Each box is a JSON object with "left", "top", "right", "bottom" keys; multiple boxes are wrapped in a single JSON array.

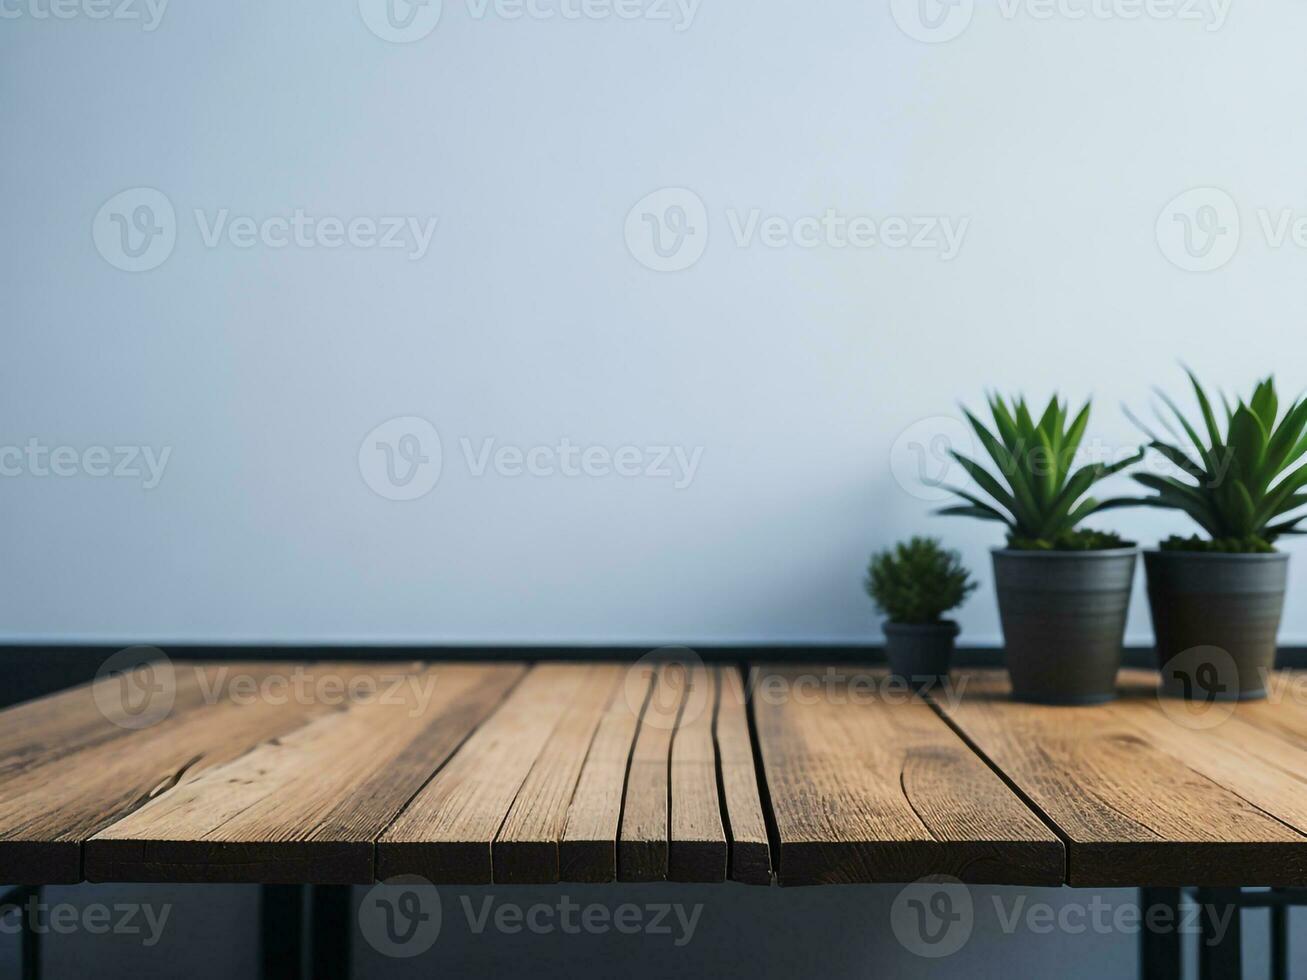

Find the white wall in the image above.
[{"left": 3, "top": 0, "right": 1307, "bottom": 645}]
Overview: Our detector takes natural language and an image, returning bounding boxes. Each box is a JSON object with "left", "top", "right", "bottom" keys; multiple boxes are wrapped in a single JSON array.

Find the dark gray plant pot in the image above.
[
  {"left": 992, "top": 548, "right": 1137, "bottom": 705},
  {"left": 883, "top": 621, "right": 958, "bottom": 690},
  {"left": 1144, "top": 550, "right": 1288, "bottom": 701}
]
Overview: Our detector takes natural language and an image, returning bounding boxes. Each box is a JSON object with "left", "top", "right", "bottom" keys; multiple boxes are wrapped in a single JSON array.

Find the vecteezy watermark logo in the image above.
[
  {"left": 466, "top": 0, "right": 700, "bottom": 29},
  {"left": 0, "top": 439, "right": 172, "bottom": 489},
  {"left": 990, "top": 894, "right": 1232, "bottom": 944},
  {"left": 359, "top": 0, "right": 699, "bottom": 37},
  {"left": 360, "top": 881, "right": 704, "bottom": 954},
  {"left": 1156, "top": 187, "right": 1240, "bottom": 272},
  {"left": 93, "top": 188, "right": 177, "bottom": 272},
  {"left": 95, "top": 190, "right": 438, "bottom": 270},
  {"left": 725, "top": 209, "right": 969, "bottom": 257},
  {"left": 192, "top": 210, "right": 438, "bottom": 258},
  {"left": 891, "top": 876, "right": 974, "bottom": 958},
  {"left": 622, "top": 646, "right": 707, "bottom": 729},
  {"left": 890, "top": 0, "right": 975, "bottom": 43},
  {"left": 359, "top": 877, "right": 443, "bottom": 958},
  {"left": 460, "top": 438, "right": 702, "bottom": 488},
  {"left": 0, "top": 898, "right": 172, "bottom": 946},
  {"left": 93, "top": 646, "right": 176, "bottom": 730},
  {"left": 892, "top": 0, "right": 1230, "bottom": 39},
  {"left": 888, "top": 415, "right": 979, "bottom": 502},
  {"left": 0, "top": 0, "right": 169, "bottom": 31},
  {"left": 892, "top": 885, "right": 1234, "bottom": 956},
  {"left": 997, "top": 0, "right": 1230, "bottom": 30},
  {"left": 359, "top": 420, "right": 705, "bottom": 499},
  {"left": 625, "top": 190, "right": 969, "bottom": 271},
  {"left": 1157, "top": 188, "right": 1307, "bottom": 270},
  {"left": 751, "top": 667, "right": 971, "bottom": 711},
  {"left": 359, "top": 417, "right": 444, "bottom": 501},
  {"left": 459, "top": 896, "right": 703, "bottom": 944},
  {"left": 358, "top": 0, "right": 443, "bottom": 42},
  {"left": 1157, "top": 645, "right": 1239, "bottom": 730},
  {"left": 625, "top": 188, "right": 709, "bottom": 273},
  {"left": 194, "top": 665, "right": 440, "bottom": 715},
  {"left": 894, "top": 425, "right": 1159, "bottom": 505}
]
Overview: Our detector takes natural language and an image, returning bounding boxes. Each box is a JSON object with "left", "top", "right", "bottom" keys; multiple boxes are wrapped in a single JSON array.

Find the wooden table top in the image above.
[{"left": 3, "top": 660, "right": 1307, "bottom": 888}]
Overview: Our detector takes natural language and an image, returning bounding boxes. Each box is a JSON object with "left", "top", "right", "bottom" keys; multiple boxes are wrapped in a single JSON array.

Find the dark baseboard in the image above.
[{"left": 4, "top": 642, "right": 1307, "bottom": 711}]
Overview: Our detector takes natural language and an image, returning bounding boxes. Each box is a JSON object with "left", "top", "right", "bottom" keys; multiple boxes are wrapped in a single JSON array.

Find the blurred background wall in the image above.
[{"left": 4, "top": 0, "right": 1305, "bottom": 647}]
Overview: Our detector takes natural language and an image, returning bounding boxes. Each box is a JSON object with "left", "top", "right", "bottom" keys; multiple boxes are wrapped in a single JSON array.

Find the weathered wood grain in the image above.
[
  {"left": 936, "top": 670, "right": 1307, "bottom": 886},
  {"left": 753, "top": 666, "right": 1064, "bottom": 886},
  {"left": 0, "top": 662, "right": 206, "bottom": 780},
  {"left": 558, "top": 664, "right": 653, "bottom": 882},
  {"left": 86, "top": 664, "right": 524, "bottom": 883},
  {"left": 15, "top": 659, "right": 1307, "bottom": 890},
  {"left": 618, "top": 663, "right": 686, "bottom": 881},
  {"left": 0, "top": 663, "right": 352, "bottom": 883},
  {"left": 715, "top": 666, "right": 771, "bottom": 884},
  {"left": 1228, "top": 671, "right": 1307, "bottom": 744},
  {"left": 494, "top": 665, "right": 624, "bottom": 883},
  {"left": 668, "top": 665, "right": 726, "bottom": 882},
  {"left": 376, "top": 664, "right": 588, "bottom": 884}
]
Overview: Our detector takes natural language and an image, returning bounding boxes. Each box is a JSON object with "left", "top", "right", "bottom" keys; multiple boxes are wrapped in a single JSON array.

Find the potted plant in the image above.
[
  {"left": 937, "top": 394, "right": 1143, "bottom": 704},
  {"left": 1130, "top": 371, "right": 1307, "bottom": 700},
  {"left": 866, "top": 537, "right": 976, "bottom": 689}
]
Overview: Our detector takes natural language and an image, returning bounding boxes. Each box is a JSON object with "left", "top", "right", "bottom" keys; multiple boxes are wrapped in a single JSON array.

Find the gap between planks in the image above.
[
  {"left": 378, "top": 661, "right": 771, "bottom": 885},
  {"left": 84, "top": 663, "right": 528, "bottom": 884},
  {"left": 5, "top": 661, "right": 774, "bottom": 885},
  {"left": 750, "top": 665, "right": 1063, "bottom": 886},
  {"left": 920, "top": 681, "right": 1074, "bottom": 886},
  {"left": 932, "top": 670, "right": 1307, "bottom": 887}
]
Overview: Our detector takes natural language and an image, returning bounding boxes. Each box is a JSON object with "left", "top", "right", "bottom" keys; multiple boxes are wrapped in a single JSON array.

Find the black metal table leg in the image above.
[
  {"left": 21, "top": 892, "right": 41, "bottom": 980},
  {"left": 1270, "top": 889, "right": 1289, "bottom": 980},
  {"left": 260, "top": 884, "right": 306, "bottom": 980},
  {"left": 309, "top": 885, "right": 352, "bottom": 980},
  {"left": 1, "top": 885, "right": 41, "bottom": 980},
  {"left": 5, "top": 882, "right": 354, "bottom": 980},
  {"left": 19, "top": 886, "right": 41, "bottom": 980},
  {"left": 1197, "top": 887, "right": 1242, "bottom": 980},
  {"left": 1140, "top": 887, "right": 1183, "bottom": 980}
]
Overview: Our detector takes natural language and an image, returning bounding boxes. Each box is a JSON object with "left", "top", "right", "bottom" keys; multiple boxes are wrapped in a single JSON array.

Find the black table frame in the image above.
[
  {"left": 3, "top": 882, "right": 1300, "bottom": 979},
  {"left": 1140, "top": 886, "right": 1304, "bottom": 980}
]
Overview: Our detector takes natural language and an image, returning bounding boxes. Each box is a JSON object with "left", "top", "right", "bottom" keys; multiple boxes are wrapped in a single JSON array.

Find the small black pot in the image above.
[
  {"left": 1144, "top": 550, "right": 1288, "bottom": 701},
  {"left": 883, "top": 620, "right": 959, "bottom": 690},
  {"left": 992, "top": 548, "right": 1137, "bottom": 705}
]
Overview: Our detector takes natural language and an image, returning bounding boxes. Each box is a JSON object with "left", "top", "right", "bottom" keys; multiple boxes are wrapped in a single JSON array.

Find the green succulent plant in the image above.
[
  {"left": 1129, "top": 370, "right": 1307, "bottom": 550},
  {"left": 936, "top": 394, "right": 1142, "bottom": 550},
  {"left": 866, "top": 537, "right": 975, "bottom": 624}
]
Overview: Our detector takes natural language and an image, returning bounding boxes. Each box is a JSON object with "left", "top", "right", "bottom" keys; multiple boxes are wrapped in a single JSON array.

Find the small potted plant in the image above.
[
  {"left": 1130, "top": 371, "right": 1307, "bottom": 700},
  {"left": 937, "top": 394, "right": 1143, "bottom": 704},
  {"left": 866, "top": 536, "right": 976, "bottom": 689}
]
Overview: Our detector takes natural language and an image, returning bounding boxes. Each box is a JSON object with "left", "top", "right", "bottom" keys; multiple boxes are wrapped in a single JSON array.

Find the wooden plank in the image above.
[
  {"left": 493, "top": 665, "right": 624, "bottom": 883},
  {"left": 1104, "top": 676, "right": 1307, "bottom": 852},
  {"left": 1227, "top": 672, "right": 1307, "bottom": 744},
  {"left": 85, "top": 664, "right": 524, "bottom": 883},
  {"left": 618, "top": 663, "right": 686, "bottom": 881},
  {"left": 669, "top": 665, "right": 726, "bottom": 882},
  {"left": 753, "top": 666, "right": 1063, "bottom": 886},
  {"left": 0, "top": 660, "right": 318, "bottom": 783},
  {"left": 715, "top": 666, "right": 771, "bottom": 884},
  {"left": 0, "top": 663, "right": 354, "bottom": 883},
  {"left": 558, "top": 663, "right": 653, "bottom": 882},
  {"left": 937, "top": 670, "right": 1307, "bottom": 887},
  {"left": 0, "top": 662, "right": 207, "bottom": 780},
  {"left": 376, "top": 664, "right": 586, "bottom": 883}
]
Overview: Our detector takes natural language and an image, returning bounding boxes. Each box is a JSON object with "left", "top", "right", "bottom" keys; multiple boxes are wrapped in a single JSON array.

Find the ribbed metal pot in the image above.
[
  {"left": 992, "top": 548, "right": 1138, "bottom": 705},
  {"left": 1144, "top": 550, "right": 1288, "bottom": 701},
  {"left": 883, "top": 620, "right": 958, "bottom": 690}
]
